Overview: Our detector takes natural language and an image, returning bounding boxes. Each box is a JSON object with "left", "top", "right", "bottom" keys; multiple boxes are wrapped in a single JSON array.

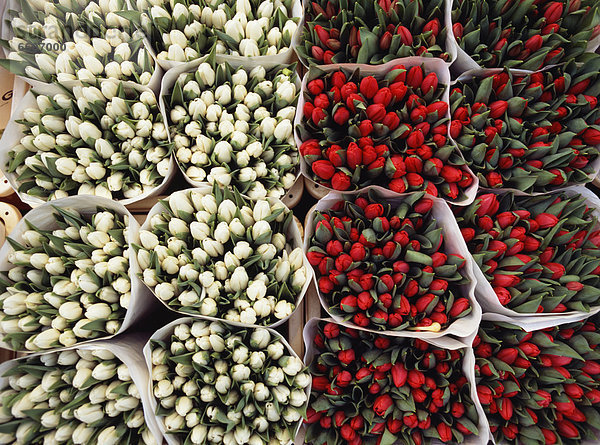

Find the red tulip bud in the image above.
[{"left": 396, "top": 25, "right": 413, "bottom": 45}]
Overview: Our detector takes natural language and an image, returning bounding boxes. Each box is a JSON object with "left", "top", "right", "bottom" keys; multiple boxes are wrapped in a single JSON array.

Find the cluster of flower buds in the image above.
[
  {"left": 136, "top": 186, "right": 307, "bottom": 325},
  {"left": 452, "top": 0, "right": 600, "bottom": 69},
  {"left": 137, "top": 0, "right": 298, "bottom": 61},
  {"left": 6, "top": 81, "right": 171, "bottom": 202},
  {"left": 455, "top": 191, "right": 600, "bottom": 313},
  {"left": 299, "top": 64, "right": 474, "bottom": 200},
  {"left": 475, "top": 316, "right": 600, "bottom": 445},
  {"left": 0, "top": 205, "right": 131, "bottom": 351},
  {"left": 3, "top": 0, "right": 155, "bottom": 86},
  {"left": 306, "top": 321, "right": 481, "bottom": 445},
  {"left": 307, "top": 190, "right": 472, "bottom": 331},
  {"left": 150, "top": 320, "right": 309, "bottom": 444},
  {"left": 0, "top": 346, "right": 156, "bottom": 445},
  {"left": 296, "top": 0, "right": 450, "bottom": 65},
  {"left": 450, "top": 59, "right": 600, "bottom": 192},
  {"left": 166, "top": 56, "right": 299, "bottom": 200}
]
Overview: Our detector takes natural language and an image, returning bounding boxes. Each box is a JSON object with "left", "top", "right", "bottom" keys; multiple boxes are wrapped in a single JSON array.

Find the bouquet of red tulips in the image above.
[
  {"left": 454, "top": 188, "right": 600, "bottom": 315},
  {"left": 451, "top": 0, "right": 600, "bottom": 70},
  {"left": 475, "top": 315, "right": 600, "bottom": 445},
  {"left": 450, "top": 58, "right": 600, "bottom": 193},
  {"left": 305, "top": 319, "right": 484, "bottom": 445},
  {"left": 306, "top": 188, "right": 478, "bottom": 334},
  {"left": 298, "top": 62, "right": 476, "bottom": 202},
  {"left": 296, "top": 0, "right": 452, "bottom": 66}
]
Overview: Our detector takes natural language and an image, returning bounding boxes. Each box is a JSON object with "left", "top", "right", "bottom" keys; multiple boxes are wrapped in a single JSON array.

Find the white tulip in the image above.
[
  {"left": 224, "top": 20, "right": 244, "bottom": 43},
  {"left": 274, "top": 119, "right": 293, "bottom": 141}
]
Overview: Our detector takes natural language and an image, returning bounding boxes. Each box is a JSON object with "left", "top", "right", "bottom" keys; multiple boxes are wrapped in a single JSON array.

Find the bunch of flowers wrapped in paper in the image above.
[
  {"left": 1, "top": 0, "right": 156, "bottom": 87},
  {"left": 0, "top": 345, "right": 158, "bottom": 444},
  {"left": 298, "top": 62, "right": 476, "bottom": 202},
  {"left": 0, "top": 199, "right": 135, "bottom": 351},
  {"left": 146, "top": 318, "right": 310, "bottom": 444},
  {"left": 3, "top": 81, "right": 171, "bottom": 204},
  {"left": 305, "top": 319, "right": 484, "bottom": 445},
  {"left": 165, "top": 54, "right": 300, "bottom": 200},
  {"left": 451, "top": 0, "right": 600, "bottom": 69},
  {"left": 306, "top": 189, "right": 478, "bottom": 334},
  {"left": 455, "top": 189, "right": 600, "bottom": 315},
  {"left": 135, "top": 186, "right": 309, "bottom": 326},
  {"left": 474, "top": 315, "right": 600, "bottom": 444},
  {"left": 296, "top": 0, "right": 451, "bottom": 65},
  {"left": 136, "top": 0, "right": 299, "bottom": 64},
  {"left": 450, "top": 57, "right": 600, "bottom": 192}
]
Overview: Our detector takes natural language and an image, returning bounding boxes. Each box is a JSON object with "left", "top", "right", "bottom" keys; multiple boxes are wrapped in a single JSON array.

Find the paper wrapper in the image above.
[
  {"left": 142, "top": 316, "right": 310, "bottom": 445},
  {"left": 135, "top": 186, "right": 313, "bottom": 329},
  {"left": 138, "top": 0, "right": 302, "bottom": 72},
  {"left": 470, "top": 185, "right": 600, "bottom": 324},
  {"left": 303, "top": 186, "right": 482, "bottom": 340},
  {"left": 295, "top": 0, "right": 457, "bottom": 67},
  {"left": 0, "top": 333, "right": 164, "bottom": 445},
  {"left": 301, "top": 317, "right": 490, "bottom": 445},
  {"left": 451, "top": 69, "right": 600, "bottom": 192},
  {"left": 158, "top": 55, "right": 303, "bottom": 207},
  {"left": 294, "top": 57, "right": 479, "bottom": 206},
  {"left": 0, "top": 0, "right": 163, "bottom": 93},
  {"left": 0, "top": 84, "right": 176, "bottom": 208},
  {"left": 0, "top": 195, "right": 157, "bottom": 351}
]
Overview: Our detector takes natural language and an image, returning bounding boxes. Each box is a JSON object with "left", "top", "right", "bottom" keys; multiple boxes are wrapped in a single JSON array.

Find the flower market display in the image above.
[
  {"left": 136, "top": 0, "right": 299, "bottom": 63},
  {"left": 451, "top": 0, "right": 600, "bottom": 70},
  {"left": 2, "top": 0, "right": 156, "bottom": 87},
  {"left": 296, "top": 0, "right": 451, "bottom": 66},
  {"left": 165, "top": 55, "right": 300, "bottom": 199},
  {"left": 475, "top": 316, "right": 600, "bottom": 445},
  {"left": 305, "top": 319, "right": 483, "bottom": 445},
  {"left": 455, "top": 189, "right": 600, "bottom": 315},
  {"left": 0, "top": 345, "right": 158, "bottom": 444},
  {"left": 450, "top": 58, "right": 600, "bottom": 192},
  {"left": 136, "top": 186, "right": 308, "bottom": 325},
  {"left": 298, "top": 63, "right": 475, "bottom": 201},
  {"left": 3, "top": 82, "right": 171, "bottom": 203},
  {"left": 0, "top": 200, "right": 133, "bottom": 351},
  {"left": 306, "top": 189, "right": 475, "bottom": 333},
  {"left": 147, "top": 318, "right": 310, "bottom": 444},
  {"left": 4, "top": 0, "right": 600, "bottom": 443}
]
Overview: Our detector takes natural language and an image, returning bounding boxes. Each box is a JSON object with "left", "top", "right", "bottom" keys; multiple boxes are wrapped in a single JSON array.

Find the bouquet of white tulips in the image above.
[
  {"left": 136, "top": 186, "right": 310, "bottom": 326},
  {"left": 146, "top": 318, "right": 310, "bottom": 445},
  {"left": 0, "top": 197, "right": 141, "bottom": 351},
  {"left": 136, "top": 0, "right": 300, "bottom": 66},
  {"left": 0, "top": 0, "right": 157, "bottom": 88},
  {"left": 0, "top": 341, "right": 160, "bottom": 445},
  {"left": 165, "top": 54, "right": 300, "bottom": 200},
  {"left": 1, "top": 81, "right": 172, "bottom": 205}
]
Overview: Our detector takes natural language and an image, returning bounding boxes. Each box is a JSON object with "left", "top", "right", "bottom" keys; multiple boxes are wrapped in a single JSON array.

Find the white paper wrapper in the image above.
[
  {"left": 303, "top": 185, "right": 482, "bottom": 340},
  {"left": 0, "top": 195, "right": 156, "bottom": 351},
  {"left": 0, "top": 0, "right": 163, "bottom": 93},
  {"left": 0, "top": 84, "right": 176, "bottom": 208},
  {"left": 138, "top": 0, "right": 302, "bottom": 72},
  {"left": 294, "top": 57, "right": 479, "bottom": 206},
  {"left": 158, "top": 55, "right": 303, "bottom": 206},
  {"left": 469, "top": 185, "right": 600, "bottom": 324},
  {"left": 142, "top": 316, "right": 310, "bottom": 445},
  {"left": 450, "top": 69, "right": 600, "bottom": 193},
  {"left": 301, "top": 317, "right": 490, "bottom": 445},
  {"left": 135, "top": 186, "right": 313, "bottom": 329},
  {"left": 0, "top": 333, "right": 164, "bottom": 445},
  {"left": 296, "top": 0, "right": 457, "bottom": 67}
]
